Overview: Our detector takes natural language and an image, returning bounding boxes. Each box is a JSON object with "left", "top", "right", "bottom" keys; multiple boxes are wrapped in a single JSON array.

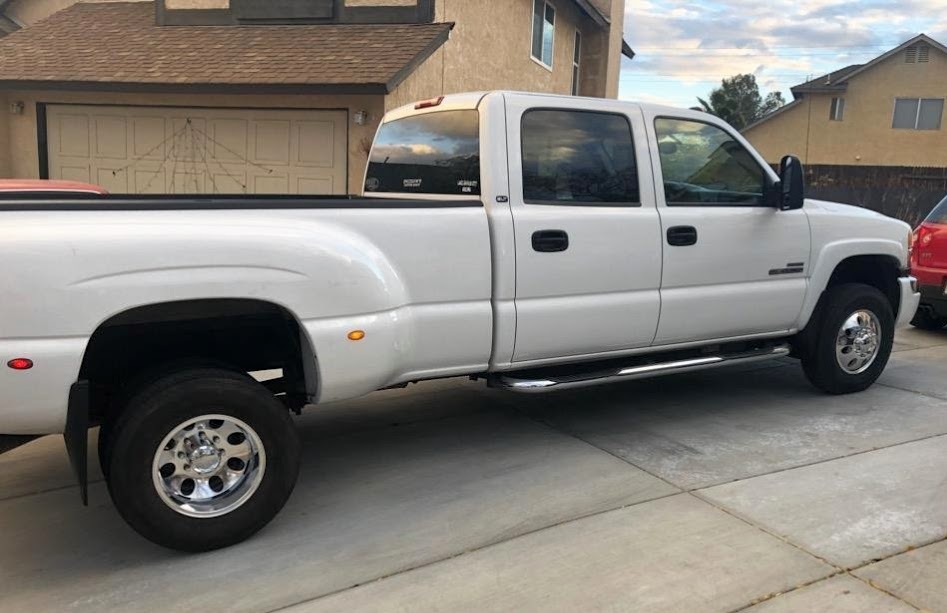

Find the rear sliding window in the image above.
[
  {"left": 927, "top": 195, "right": 947, "bottom": 223},
  {"left": 365, "top": 110, "right": 481, "bottom": 196}
]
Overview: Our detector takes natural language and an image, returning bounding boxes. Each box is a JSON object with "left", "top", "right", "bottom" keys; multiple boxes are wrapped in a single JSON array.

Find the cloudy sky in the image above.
[{"left": 617, "top": 0, "right": 947, "bottom": 108}]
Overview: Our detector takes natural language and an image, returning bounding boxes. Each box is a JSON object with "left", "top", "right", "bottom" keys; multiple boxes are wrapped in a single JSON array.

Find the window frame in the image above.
[
  {"left": 520, "top": 107, "right": 642, "bottom": 208},
  {"left": 653, "top": 115, "right": 775, "bottom": 208},
  {"left": 892, "top": 97, "right": 945, "bottom": 130},
  {"left": 829, "top": 97, "right": 845, "bottom": 121},
  {"left": 571, "top": 29, "right": 582, "bottom": 96},
  {"left": 530, "top": 0, "right": 556, "bottom": 70}
]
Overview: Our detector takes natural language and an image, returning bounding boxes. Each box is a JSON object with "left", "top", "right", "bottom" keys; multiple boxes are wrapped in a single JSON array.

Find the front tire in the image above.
[
  {"left": 799, "top": 284, "right": 894, "bottom": 394},
  {"left": 106, "top": 368, "right": 300, "bottom": 552}
]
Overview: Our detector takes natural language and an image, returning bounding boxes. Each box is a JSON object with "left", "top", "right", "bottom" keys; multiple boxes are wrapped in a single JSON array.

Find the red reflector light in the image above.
[
  {"left": 7, "top": 358, "right": 33, "bottom": 370},
  {"left": 415, "top": 96, "right": 445, "bottom": 110}
]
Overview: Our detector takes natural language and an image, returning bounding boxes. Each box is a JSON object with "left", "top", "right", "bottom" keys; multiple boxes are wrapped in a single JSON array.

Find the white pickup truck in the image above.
[{"left": 0, "top": 91, "right": 918, "bottom": 551}]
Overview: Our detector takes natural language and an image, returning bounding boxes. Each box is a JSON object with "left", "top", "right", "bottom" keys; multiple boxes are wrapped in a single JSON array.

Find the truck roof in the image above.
[{"left": 383, "top": 90, "right": 691, "bottom": 123}]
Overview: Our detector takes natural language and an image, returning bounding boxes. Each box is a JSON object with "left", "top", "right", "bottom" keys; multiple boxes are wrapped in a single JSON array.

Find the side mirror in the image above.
[{"left": 778, "top": 155, "right": 805, "bottom": 211}]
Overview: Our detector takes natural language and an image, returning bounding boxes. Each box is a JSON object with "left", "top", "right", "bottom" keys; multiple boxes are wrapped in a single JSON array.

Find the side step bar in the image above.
[{"left": 491, "top": 344, "right": 791, "bottom": 393}]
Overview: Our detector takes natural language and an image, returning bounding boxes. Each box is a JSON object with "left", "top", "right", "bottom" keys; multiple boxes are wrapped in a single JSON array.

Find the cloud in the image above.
[{"left": 620, "top": 0, "right": 947, "bottom": 107}]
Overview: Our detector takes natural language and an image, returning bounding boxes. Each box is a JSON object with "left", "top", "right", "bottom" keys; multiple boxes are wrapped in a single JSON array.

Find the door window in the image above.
[
  {"left": 654, "top": 117, "right": 767, "bottom": 206},
  {"left": 521, "top": 109, "right": 640, "bottom": 205}
]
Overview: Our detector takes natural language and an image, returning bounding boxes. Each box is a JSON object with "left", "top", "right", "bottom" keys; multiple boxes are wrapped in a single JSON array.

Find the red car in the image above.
[
  {"left": 911, "top": 194, "right": 947, "bottom": 329},
  {"left": 0, "top": 179, "right": 108, "bottom": 195}
]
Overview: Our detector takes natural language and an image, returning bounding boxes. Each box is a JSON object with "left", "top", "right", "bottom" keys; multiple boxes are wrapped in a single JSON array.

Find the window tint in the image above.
[
  {"left": 927, "top": 195, "right": 947, "bottom": 224},
  {"left": 654, "top": 118, "right": 766, "bottom": 206},
  {"left": 521, "top": 110, "right": 639, "bottom": 205},
  {"left": 531, "top": 0, "right": 555, "bottom": 67},
  {"left": 365, "top": 111, "right": 480, "bottom": 196}
]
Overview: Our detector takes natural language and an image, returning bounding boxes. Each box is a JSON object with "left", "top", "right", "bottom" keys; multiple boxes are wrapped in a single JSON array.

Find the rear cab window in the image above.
[{"left": 365, "top": 110, "right": 481, "bottom": 196}]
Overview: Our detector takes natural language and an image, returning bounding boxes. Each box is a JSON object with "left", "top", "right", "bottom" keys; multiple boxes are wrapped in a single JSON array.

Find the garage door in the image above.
[{"left": 45, "top": 105, "right": 348, "bottom": 194}]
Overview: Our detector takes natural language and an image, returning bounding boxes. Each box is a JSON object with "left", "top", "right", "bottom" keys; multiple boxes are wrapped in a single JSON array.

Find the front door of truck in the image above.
[
  {"left": 646, "top": 114, "right": 810, "bottom": 345},
  {"left": 506, "top": 97, "right": 663, "bottom": 362}
]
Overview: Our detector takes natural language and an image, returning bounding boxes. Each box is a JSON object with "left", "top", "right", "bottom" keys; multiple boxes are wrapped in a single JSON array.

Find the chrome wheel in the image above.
[
  {"left": 152, "top": 414, "right": 266, "bottom": 518},
  {"left": 835, "top": 309, "right": 882, "bottom": 374}
]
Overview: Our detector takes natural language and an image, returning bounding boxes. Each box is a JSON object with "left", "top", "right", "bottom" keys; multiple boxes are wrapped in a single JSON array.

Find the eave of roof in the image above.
[{"left": 0, "top": 1, "right": 453, "bottom": 94}]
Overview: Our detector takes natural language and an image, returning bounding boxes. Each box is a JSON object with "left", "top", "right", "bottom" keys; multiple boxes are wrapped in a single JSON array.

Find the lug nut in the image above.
[
  {"left": 177, "top": 452, "right": 185, "bottom": 459},
  {"left": 183, "top": 464, "right": 190, "bottom": 471}
]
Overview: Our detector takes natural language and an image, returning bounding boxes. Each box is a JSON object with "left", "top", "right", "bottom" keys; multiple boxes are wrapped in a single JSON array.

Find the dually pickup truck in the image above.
[{"left": 0, "top": 91, "right": 919, "bottom": 551}]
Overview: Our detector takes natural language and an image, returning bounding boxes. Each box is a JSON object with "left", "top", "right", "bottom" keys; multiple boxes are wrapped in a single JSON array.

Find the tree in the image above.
[{"left": 696, "top": 74, "right": 785, "bottom": 130}]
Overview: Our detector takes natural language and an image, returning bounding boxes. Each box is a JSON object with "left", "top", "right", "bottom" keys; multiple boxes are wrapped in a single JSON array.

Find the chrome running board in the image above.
[{"left": 491, "top": 344, "right": 791, "bottom": 393}]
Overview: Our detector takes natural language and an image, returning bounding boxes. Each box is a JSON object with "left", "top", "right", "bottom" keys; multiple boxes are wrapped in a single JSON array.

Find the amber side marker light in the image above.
[
  {"left": 7, "top": 358, "right": 33, "bottom": 370},
  {"left": 347, "top": 330, "right": 366, "bottom": 341}
]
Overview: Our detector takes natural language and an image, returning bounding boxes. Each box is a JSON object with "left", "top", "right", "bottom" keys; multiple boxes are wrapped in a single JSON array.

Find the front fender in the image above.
[{"left": 797, "top": 238, "right": 906, "bottom": 329}]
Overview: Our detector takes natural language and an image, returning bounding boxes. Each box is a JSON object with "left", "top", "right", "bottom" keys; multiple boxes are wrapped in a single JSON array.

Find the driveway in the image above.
[{"left": 2, "top": 327, "right": 946, "bottom": 612}]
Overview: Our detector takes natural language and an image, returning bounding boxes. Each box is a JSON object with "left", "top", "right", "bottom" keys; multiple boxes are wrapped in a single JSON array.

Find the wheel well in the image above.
[
  {"left": 80, "top": 299, "right": 314, "bottom": 422},
  {"left": 826, "top": 255, "right": 901, "bottom": 317}
]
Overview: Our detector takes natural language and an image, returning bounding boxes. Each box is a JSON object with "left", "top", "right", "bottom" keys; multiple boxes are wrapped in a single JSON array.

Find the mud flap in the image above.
[{"left": 64, "top": 380, "right": 90, "bottom": 505}]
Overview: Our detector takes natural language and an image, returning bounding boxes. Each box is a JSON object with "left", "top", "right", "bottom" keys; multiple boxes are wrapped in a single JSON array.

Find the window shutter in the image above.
[
  {"left": 906, "top": 45, "right": 918, "bottom": 63},
  {"left": 918, "top": 44, "right": 930, "bottom": 63}
]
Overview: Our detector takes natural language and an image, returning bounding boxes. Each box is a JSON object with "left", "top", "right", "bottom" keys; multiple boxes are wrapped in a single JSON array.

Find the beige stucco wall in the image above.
[
  {"left": 387, "top": 0, "right": 612, "bottom": 111},
  {"left": 1, "top": 90, "right": 385, "bottom": 193},
  {"left": 745, "top": 47, "right": 947, "bottom": 167},
  {"left": 5, "top": 0, "right": 147, "bottom": 25}
]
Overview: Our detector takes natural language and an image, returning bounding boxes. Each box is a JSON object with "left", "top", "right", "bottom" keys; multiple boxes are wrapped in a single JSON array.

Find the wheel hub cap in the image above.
[
  {"left": 152, "top": 415, "right": 266, "bottom": 518},
  {"left": 835, "top": 309, "right": 882, "bottom": 374}
]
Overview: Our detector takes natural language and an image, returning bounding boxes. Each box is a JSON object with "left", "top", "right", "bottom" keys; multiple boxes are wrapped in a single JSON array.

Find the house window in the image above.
[
  {"left": 892, "top": 98, "right": 944, "bottom": 130},
  {"left": 829, "top": 97, "right": 845, "bottom": 121},
  {"left": 531, "top": 0, "right": 555, "bottom": 68},
  {"left": 571, "top": 30, "right": 582, "bottom": 95}
]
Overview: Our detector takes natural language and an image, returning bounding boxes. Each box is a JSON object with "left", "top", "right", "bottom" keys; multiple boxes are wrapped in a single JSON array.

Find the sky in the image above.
[{"left": 617, "top": 0, "right": 947, "bottom": 109}]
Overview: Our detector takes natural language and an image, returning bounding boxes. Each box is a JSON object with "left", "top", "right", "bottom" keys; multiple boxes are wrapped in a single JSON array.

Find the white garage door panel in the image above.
[{"left": 46, "top": 105, "right": 348, "bottom": 195}]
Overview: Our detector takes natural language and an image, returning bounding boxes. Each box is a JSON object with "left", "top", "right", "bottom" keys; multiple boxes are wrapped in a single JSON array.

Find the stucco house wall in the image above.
[
  {"left": 388, "top": 0, "right": 614, "bottom": 110},
  {"left": 745, "top": 43, "right": 947, "bottom": 167}
]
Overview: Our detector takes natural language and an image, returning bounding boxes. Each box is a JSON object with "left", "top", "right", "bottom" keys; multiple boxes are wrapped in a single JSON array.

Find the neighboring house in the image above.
[
  {"left": 744, "top": 34, "right": 947, "bottom": 169},
  {"left": 0, "top": 0, "right": 633, "bottom": 193}
]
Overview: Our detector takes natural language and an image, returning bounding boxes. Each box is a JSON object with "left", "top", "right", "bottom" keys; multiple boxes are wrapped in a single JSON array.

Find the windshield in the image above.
[{"left": 365, "top": 110, "right": 481, "bottom": 196}]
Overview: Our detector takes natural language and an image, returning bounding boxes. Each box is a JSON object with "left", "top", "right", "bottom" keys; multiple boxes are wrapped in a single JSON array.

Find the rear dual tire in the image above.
[
  {"left": 799, "top": 284, "right": 894, "bottom": 395},
  {"left": 102, "top": 368, "right": 300, "bottom": 552}
]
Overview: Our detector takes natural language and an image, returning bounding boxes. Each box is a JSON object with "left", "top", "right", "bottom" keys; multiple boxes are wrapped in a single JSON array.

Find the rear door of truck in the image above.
[{"left": 503, "top": 94, "right": 663, "bottom": 363}]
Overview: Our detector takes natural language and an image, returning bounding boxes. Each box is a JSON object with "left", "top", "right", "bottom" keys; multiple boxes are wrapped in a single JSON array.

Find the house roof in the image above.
[
  {"left": 746, "top": 33, "right": 947, "bottom": 131},
  {"left": 0, "top": 1, "right": 453, "bottom": 94},
  {"left": 790, "top": 64, "right": 863, "bottom": 95}
]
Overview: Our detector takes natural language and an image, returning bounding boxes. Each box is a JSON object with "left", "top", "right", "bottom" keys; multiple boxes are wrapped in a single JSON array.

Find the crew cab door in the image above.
[
  {"left": 505, "top": 96, "right": 662, "bottom": 362},
  {"left": 646, "top": 113, "right": 810, "bottom": 345}
]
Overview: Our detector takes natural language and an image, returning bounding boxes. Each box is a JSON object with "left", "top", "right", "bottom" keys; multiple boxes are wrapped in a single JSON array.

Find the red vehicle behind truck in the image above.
[{"left": 911, "top": 195, "right": 947, "bottom": 329}]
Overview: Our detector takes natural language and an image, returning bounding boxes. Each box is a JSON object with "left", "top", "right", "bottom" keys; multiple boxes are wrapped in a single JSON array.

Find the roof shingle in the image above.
[{"left": 0, "top": 1, "right": 452, "bottom": 93}]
